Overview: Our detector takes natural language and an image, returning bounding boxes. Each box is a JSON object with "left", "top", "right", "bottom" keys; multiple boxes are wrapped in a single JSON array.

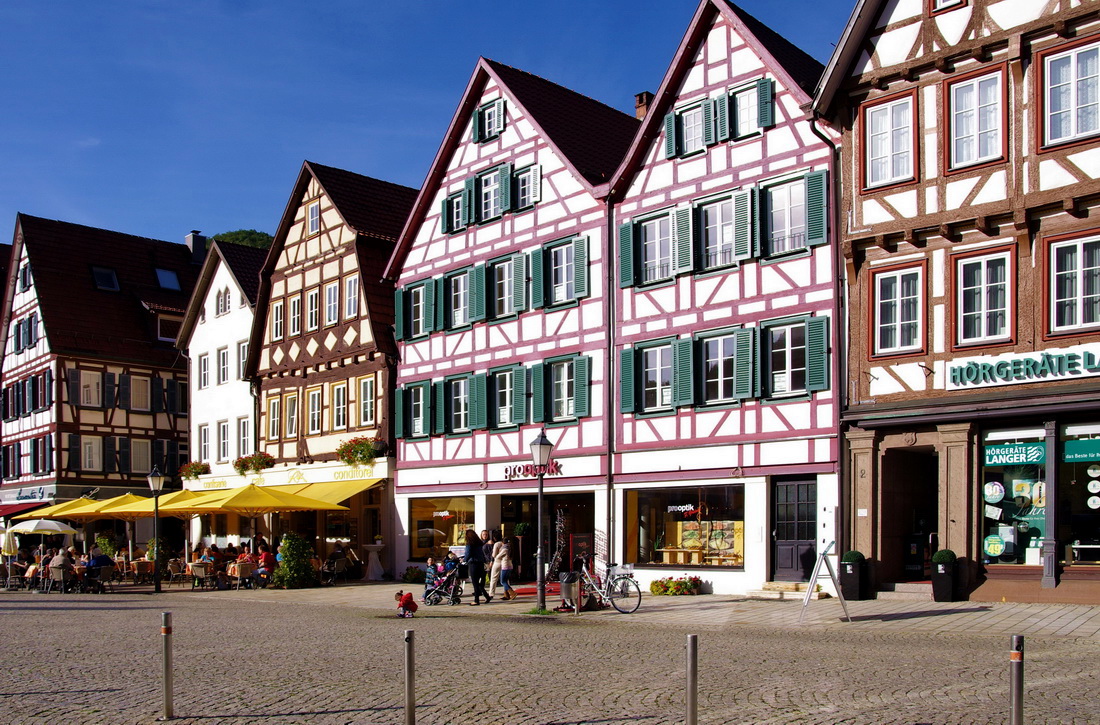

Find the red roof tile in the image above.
[{"left": 307, "top": 161, "right": 419, "bottom": 242}]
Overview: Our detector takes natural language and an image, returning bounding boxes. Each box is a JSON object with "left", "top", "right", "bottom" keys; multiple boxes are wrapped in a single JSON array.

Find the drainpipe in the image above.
[
  {"left": 605, "top": 194, "right": 617, "bottom": 567},
  {"left": 807, "top": 112, "right": 848, "bottom": 554}
]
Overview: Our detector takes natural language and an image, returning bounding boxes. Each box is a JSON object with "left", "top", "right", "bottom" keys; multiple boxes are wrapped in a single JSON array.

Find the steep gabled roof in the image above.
[
  {"left": 811, "top": 0, "right": 883, "bottom": 116},
  {"left": 245, "top": 161, "right": 417, "bottom": 375},
  {"left": 609, "top": 0, "right": 825, "bottom": 199},
  {"left": 176, "top": 239, "right": 267, "bottom": 351},
  {"left": 384, "top": 57, "right": 639, "bottom": 280},
  {"left": 12, "top": 214, "right": 198, "bottom": 367}
]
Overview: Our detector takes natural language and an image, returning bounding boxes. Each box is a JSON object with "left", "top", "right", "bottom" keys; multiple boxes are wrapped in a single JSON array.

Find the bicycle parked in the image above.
[{"left": 575, "top": 554, "right": 642, "bottom": 614}]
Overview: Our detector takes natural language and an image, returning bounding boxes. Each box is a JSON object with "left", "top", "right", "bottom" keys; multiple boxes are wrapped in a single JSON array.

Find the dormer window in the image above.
[
  {"left": 473, "top": 99, "right": 506, "bottom": 142},
  {"left": 92, "top": 266, "right": 119, "bottom": 291},
  {"left": 155, "top": 268, "right": 180, "bottom": 290}
]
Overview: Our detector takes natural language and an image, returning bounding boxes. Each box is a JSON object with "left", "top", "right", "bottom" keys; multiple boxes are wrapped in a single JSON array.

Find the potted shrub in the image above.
[
  {"left": 839, "top": 550, "right": 869, "bottom": 600},
  {"left": 232, "top": 452, "right": 276, "bottom": 476},
  {"left": 931, "top": 548, "right": 957, "bottom": 602},
  {"left": 178, "top": 461, "right": 211, "bottom": 480},
  {"left": 335, "top": 436, "right": 381, "bottom": 467}
]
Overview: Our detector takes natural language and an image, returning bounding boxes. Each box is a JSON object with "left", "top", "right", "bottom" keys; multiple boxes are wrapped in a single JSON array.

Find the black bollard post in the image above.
[
  {"left": 1010, "top": 635, "right": 1024, "bottom": 725},
  {"left": 160, "top": 612, "right": 173, "bottom": 720},
  {"left": 686, "top": 634, "right": 698, "bottom": 725},
  {"left": 404, "top": 629, "right": 415, "bottom": 725}
]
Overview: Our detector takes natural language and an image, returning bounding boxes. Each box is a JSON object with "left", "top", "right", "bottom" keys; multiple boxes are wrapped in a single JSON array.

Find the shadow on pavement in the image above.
[{"left": 848, "top": 605, "right": 992, "bottom": 622}]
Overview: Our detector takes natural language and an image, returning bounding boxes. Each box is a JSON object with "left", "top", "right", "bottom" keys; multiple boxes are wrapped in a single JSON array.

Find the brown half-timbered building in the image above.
[
  {"left": 247, "top": 162, "right": 416, "bottom": 568},
  {"left": 815, "top": 0, "right": 1100, "bottom": 602},
  {"left": 0, "top": 215, "right": 199, "bottom": 539}
]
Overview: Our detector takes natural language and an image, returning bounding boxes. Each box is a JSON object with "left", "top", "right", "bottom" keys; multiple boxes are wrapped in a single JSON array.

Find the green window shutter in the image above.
[
  {"left": 528, "top": 166, "right": 542, "bottom": 204},
  {"left": 432, "top": 381, "right": 445, "bottom": 435},
  {"left": 672, "top": 338, "right": 695, "bottom": 407},
  {"left": 422, "top": 281, "right": 436, "bottom": 334},
  {"left": 733, "top": 328, "right": 757, "bottom": 399},
  {"left": 573, "top": 236, "right": 589, "bottom": 299},
  {"left": 470, "top": 264, "right": 487, "bottom": 322},
  {"left": 394, "top": 387, "right": 405, "bottom": 439},
  {"left": 530, "top": 363, "right": 545, "bottom": 423},
  {"left": 805, "top": 317, "right": 830, "bottom": 392},
  {"left": 673, "top": 208, "right": 694, "bottom": 275},
  {"left": 804, "top": 170, "right": 828, "bottom": 247},
  {"left": 472, "top": 373, "right": 488, "bottom": 429},
  {"left": 703, "top": 100, "right": 716, "bottom": 146},
  {"left": 511, "top": 253, "right": 526, "bottom": 313},
  {"left": 619, "top": 348, "right": 635, "bottom": 414},
  {"left": 104, "top": 436, "right": 116, "bottom": 473},
  {"left": 68, "top": 433, "right": 80, "bottom": 472},
  {"left": 663, "top": 112, "right": 678, "bottom": 159},
  {"left": 530, "top": 249, "right": 545, "bottom": 309},
  {"left": 512, "top": 365, "right": 527, "bottom": 425},
  {"left": 618, "top": 222, "right": 635, "bottom": 288},
  {"left": 573, "top": 356, "right": 591, "bottom": 418},
  {"left": 440, "top": 197, "right": 451, "bottom": 234},
  {"left": 471, "top": 108, "right": 482, "bottom": 143},
  {"left": 462, "top": 177, "right": 476, "bottom": 226},
  {"left": 732, "top": 189, "right": 754, "bottom": 261},
  {"left": 434, "top": 278, "right": 446, "bottom": 331},
  {"left": 499, "top": 163, "right": 513, "bottom": 213},
  {"left": 393, "top": 288, "right": 405, "bottom": 341},
  {"left": 756, "top": 78, "right": 775, "bottom": 129},
  {"left": 715, "top": 95, "right": 730, "bottom": 142},
  {"left": 495, "top": 99, "right": 506, "bottom": 133},
  {"left": 751, "top": 187, "right": 762, "bottom": 258}
]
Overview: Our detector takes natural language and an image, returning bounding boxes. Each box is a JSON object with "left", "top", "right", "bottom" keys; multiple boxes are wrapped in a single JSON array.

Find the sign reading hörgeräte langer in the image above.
[
  {"left": 946, "top": 343, "right": 1100, "bottom": 390},
  {"left": 984, "top": 443, "right": 1045, "bottom": 466}
]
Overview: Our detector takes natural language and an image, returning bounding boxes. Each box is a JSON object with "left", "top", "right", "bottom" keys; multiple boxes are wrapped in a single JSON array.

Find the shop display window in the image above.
[
  {"left": 981, "top": 429, "right": 1046, "bottom": 565},
  {"left": 627, "top": 486, "right": 744, "bottom": 568},
  {"left": 1060, "top": 424, "right": 1100, "bottom": 564},
  {"left": 409, "top": 496, "right": 474, "bottom": 560}
]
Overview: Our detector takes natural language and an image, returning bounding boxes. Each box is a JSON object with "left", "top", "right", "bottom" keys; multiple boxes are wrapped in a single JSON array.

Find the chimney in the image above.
[
  {"left": 635, "top": 91, "right": 655, "bottom": 120},
  {"left": 184, "top": 230, "right": 207, "bottom": 265}
]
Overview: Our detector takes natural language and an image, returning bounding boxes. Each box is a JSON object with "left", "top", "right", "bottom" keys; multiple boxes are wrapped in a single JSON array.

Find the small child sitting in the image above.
[
  {"left": 422, "top": 557, "right": 440, "bottom": 602},
  {"left": 395, "top": 589, "right": 418, "bottom": 618}
]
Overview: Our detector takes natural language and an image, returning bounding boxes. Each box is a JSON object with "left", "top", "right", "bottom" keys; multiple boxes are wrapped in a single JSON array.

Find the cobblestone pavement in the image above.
[{"left": 1, "top": 584, "right": 1097, "bottom": 724}]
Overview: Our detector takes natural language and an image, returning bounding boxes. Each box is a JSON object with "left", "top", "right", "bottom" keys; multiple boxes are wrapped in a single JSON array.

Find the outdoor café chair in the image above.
[
  {"left": 230, "top": 561, "right": 255, "bottom": 590},
  {"left": 166, "top": 560, "right": 186, "bottom": 588},
  {"left": 189, "top": 562, "right": 213, "bottom": 590},
  {"left": 131, "top": 560, "right": 153, "bottom": 585},
  {"left": 46, "top": 566, "right": 72, "bottom": 594},
  {"left": 322, "top": 557, "right": 348, "bottom": 586}
]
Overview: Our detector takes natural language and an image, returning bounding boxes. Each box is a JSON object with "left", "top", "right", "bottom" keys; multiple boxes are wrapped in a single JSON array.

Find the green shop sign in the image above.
[
  {"left": 1064, "top": 439, "right": 1100, "bottom": 463},
  {"left": 984, "top": 443, "right": 1045, "bottom": 467},
  {"left": 945, "top": 343, "right": 1100, "bottom": 391}
]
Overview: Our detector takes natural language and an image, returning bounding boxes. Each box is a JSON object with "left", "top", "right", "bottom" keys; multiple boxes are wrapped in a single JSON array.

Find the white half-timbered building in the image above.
[
  {"left": 607, "top": 0, "right": 839, "bottom": 594},
  {"left": 0, "top": 215, "right": 199, "bottom": 545},
  {"left": 246, "top": 161, "right": 416, "bottom": 569},
  {"left": 384, "top": 59, "right": 638, "bottom": 576},
  {"left": 814, "top": 0, "right": 1100, "bottom": 602}
]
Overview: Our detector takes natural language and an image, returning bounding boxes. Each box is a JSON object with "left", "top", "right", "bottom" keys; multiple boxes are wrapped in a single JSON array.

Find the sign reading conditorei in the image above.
[{"left": 946, "top": 344, "right": 1100, "bottom": 390}]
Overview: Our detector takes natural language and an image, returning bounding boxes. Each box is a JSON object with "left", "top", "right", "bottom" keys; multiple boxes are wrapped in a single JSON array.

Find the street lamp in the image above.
[
  {"left": 529, "top": 428, "right": 554, "bottom": 611},
  {"left": 147, "top": 466, "right": 166, "bottom": 594}
]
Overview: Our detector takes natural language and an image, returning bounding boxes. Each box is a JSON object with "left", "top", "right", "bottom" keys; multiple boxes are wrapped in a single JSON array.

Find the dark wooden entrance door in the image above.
[{"left": 772, "top": 479, "right": 816, "bottom": 581}]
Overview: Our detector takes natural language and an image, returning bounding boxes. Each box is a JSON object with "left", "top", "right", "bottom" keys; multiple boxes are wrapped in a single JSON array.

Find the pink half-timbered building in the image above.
[
  {"left": 607, "top": 0, "right": 840, "bottom": 593},
  {"left": 384, "top": 59, "right": 638, "bottom": 574}
]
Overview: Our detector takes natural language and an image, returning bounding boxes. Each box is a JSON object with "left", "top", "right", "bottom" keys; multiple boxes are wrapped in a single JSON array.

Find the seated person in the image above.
[
  {"left": 236, "top": 545, "right": 256, "bottom": 564},
  {"left": 343, "top": 542, "right": 363, "bottom": 579},
  {"left": 88, "top": 551, "right": 115, "bottom": 569},
  {"left": 323, "top": 545, "right": 346, "bottom": 570},
  {"left": 253, "top": 544, "right": 277, "bottom": 587},
  {"left": 224, "top": 543, "right": 238, "bottom": 558}
]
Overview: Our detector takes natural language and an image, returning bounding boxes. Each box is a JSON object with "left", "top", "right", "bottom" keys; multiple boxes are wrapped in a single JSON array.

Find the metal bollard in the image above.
[
  {"left": 1010, "top": 635, "right": 1024, "bottom": 725},
  {"left": 686, "top": 634, "right": 698, "bottom": 725},
  {"left": 404, "top": 629, "right": 415, "bottom": 725},
  {"left": 160, "top": 612, "right": 174, "bottom": 720}
]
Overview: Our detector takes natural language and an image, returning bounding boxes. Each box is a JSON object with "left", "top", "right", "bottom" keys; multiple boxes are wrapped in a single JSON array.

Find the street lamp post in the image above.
[
  {"left": 147, "top": 466, "right": 166, "bottom": 594},
  {"left": 529, "top": 428, "right": 554, "bottom": 611}
]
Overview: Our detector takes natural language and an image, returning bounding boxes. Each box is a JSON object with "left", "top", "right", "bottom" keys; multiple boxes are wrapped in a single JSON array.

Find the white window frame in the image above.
[
  {"left": 949, "top": 71, "right": 1002, "bottom": 168},
  {"left": 306, "top": 289, "right": 319, "bottom": 331},
  {"left": 1051, "top": 236, "right": 1100, "bottom": 333},
  {"left": 345, "top": 277, "right": 359, "bottom": 319},
  {"left": 550, "top": 243, "right": 575, "bottom": 304},
  {"left": 875, "top": 267, "right": 923, "bottom": 354},
  {"left": 1045, "top": 40, "right": 1100, "bottom": 145},
  {"left": 238, "top": 417, "right": 251, "bottom": 458},
  {"left": 957, "top": 251, "right": 1011, "bottom": 344},
  {"left": 701, "top": 198, "right": 734, "bottom": 269},
  {"left": 409, "top": 285, "right": 426, "bottom": 338},
  {"left": 680, "top": 105, "right": 705, "bottom": 155},
  {"left": 197, "top": 355, "right": 209, "bottom": 390},
  {"left": 450, "top": 271, "right": 469, "bottom": 327},
  {"left": 450, "top": 377, "right": 469, "bottom": 433},
  {"left": 308, "top": 201, "right": 321, "bottom": 235},
  {"left": 237, "top": 341, "right": 248, "bottom": 380},
  {"left": 80, "top": 370, "right": 102, "bottom": 407},
  {"left": 514, "top": 166, "right": 540, "bottom": 209},
  {"left": 765, "top": 179, "right": 808, "bottom": 255},
  {"left": 359, "top": 377, "right": 375, "bottom": 427},
  {"left": 332, "top": 383, "right": 347, "bottom": 431},
  {"left": 325, "top": 282, "right": 339, "bottom": 326},
  {"left": 267, "top": 398, "right": 281, "bottom": 441},
  {"left": 482, "top": 102, "right": 502, "bottom": 138},
  {"left": 494, "top": 369, "right": 513, "bottom": 426},
  {"left": 551, "top": 360, "right": 575, "bottom": 421},
  {"left": 289, "top": 295, "right": 301, "bottom": 336},
  {"left": 409, "top": 385, "right": 425, "bottom": 437},
  {"left": 865, "top": 96, "right": 914, "bottom": 188},
  {"left": 82, "top": 436, "right": 102, "bottom": 471},
  {"left": 271, "top": 301, "right": 284, "bottom": 341},
  {"left": 480, "top": 171, "right": 501, "bottom": 220},
  {"left": 492, "top": 259, "right": 514, "bottom": 318},
  {"left": 642, "top": 344, "right": 673, "bottom": 412},
  {"left": 766, "top": 322, "right": 808, "bottom": 397},
  {"left": 198, "top": 425, "right": 210, "bottom": 463},
  {"left": 217, "top": 420, "right": 230, "bottom": 462},
  {"left": 640, "top": 215, "right": 672, "bottom": 283},
  {"left": 307, "top": 389, "right": 322, "bottom": 435},
  {"left": 284, "top": 394, "right": 298, "bottom": 438},
  {"left": 131, "top": 377, "right": 151, "bottom": 411},
  {"left": 733, "top": 85, "right": 760, "bottom": 139},
  {"left": 217, "top": 347, "right": 229, "bottom": 385},
  {"left": 933, "top": 0, "right": 964, "bottom": 10},
  {"left": 703, "top": 333, "right": 738, "bottom": 404},
  {"left": 131, "top": 439, "right": 151, "bottom": 475}
]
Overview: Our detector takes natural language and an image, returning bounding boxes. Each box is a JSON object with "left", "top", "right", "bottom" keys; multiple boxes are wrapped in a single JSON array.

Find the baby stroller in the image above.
[{"left": 424, "top": 561, "right": 466, "bottom": 605}]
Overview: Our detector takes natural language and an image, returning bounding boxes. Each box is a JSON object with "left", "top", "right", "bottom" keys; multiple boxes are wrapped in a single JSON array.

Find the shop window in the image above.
[
  {"left": 980, "top": 429, "right": 1047, "bottom": 565},
  {"left": 627, "top": 486, "right": 745, "bottom": 568},
  {"left": 409, "top": 496, "right": 474, "bottom": 560},
  {"left": 1061, "top": 424, "right": 1100, "bottom": 563}
]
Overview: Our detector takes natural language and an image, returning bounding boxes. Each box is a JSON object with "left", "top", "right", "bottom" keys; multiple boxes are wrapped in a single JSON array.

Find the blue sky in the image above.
[{"left": 0, "top": 1, "right": 851, "bottom": 244}]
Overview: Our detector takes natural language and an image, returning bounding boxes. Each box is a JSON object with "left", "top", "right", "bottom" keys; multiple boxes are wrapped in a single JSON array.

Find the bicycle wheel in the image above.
[{"left": 608, "top": 576, "right": 641, "bottom": 613}]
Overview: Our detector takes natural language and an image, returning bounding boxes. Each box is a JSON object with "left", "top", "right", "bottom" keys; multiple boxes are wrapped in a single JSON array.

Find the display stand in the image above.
[
  {"left": 799, "top": 541, "right": 851, "bottom": 624},
  {"left": 363, "top": 544, "right": 385, "bottom": 581}
]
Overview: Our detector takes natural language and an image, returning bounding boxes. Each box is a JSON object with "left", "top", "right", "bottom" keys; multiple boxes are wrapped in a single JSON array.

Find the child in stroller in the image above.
[{"left": 423, "top": 559, "right": 467, "bottom": 605}]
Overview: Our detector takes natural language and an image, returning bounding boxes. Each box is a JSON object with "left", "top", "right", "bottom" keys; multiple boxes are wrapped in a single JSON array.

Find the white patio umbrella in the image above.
[
  {"left": 9, "top": 519, "right": 78, "bottom": 560},
  {"left": 1, "top": 528, "right": 18, "bottom": 589}
]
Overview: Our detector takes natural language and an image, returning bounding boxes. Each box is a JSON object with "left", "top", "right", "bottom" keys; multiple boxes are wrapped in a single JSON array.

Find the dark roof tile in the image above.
[
  {"left": 216, "top": 241, "right": 267, "bottom": 306},
  {"left": 725, "top": 2, "right": 825, "bottom": 95},
  {"left": 307, "top": 162, "right": 419, "bottom": 241}
]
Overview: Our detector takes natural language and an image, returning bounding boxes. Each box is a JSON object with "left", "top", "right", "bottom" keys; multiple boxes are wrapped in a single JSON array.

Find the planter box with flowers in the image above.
[
  {"left": 336, "top": 436, "right": 384, "bottom": 467},
  {"left": 178, "top": 461, "right": 211, "bottom": 480},
  {"left": 650, "top": 576, "right": 703, "bottom": 595},
  {"left": 233, "top": 452, "right": 276, "bottom": 476}
]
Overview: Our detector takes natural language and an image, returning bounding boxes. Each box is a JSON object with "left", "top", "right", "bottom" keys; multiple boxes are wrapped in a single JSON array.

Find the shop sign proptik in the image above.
[
  {"left": 984, "top": 443, "right": 1045, "bottom": 466},
  {"left": 503, "top": 459, "right": 562, "bottom": 481}
]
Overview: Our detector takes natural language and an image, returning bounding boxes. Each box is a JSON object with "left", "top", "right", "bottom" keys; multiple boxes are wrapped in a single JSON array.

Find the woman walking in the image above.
[
  {"left": 464, "top": 528, "right": 490, "bottom": 605},
  {"left": 497, "top": 536, "right": 516, "bottom": 600}
]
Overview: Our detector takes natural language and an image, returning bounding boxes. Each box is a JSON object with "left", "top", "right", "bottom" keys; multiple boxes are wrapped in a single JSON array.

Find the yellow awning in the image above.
[{"left": 269, "top": 478, "right": 382, "bottom": 505}]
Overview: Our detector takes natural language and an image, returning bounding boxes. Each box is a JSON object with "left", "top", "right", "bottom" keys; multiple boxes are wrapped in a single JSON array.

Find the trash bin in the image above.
[{"left": 559, "top": 571, "right": 579, "bottom": 603}]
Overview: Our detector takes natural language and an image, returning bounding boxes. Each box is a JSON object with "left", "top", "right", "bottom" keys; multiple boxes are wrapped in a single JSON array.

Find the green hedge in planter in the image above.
[{"left": 650, "top": 576, "right": 702, "bottom": 595}]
